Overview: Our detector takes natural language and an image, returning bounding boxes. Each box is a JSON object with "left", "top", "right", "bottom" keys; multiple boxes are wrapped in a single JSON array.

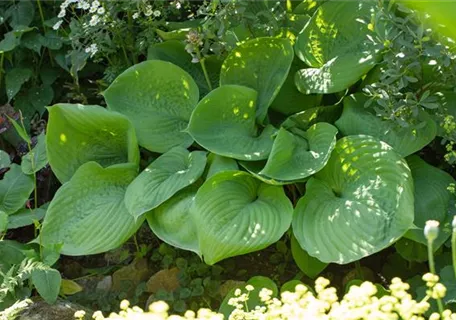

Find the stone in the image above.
[
  {"left": 96, "top": 275, "right": 113, "bottom": 292},
  {"left": 4, "top": 298, "right": 91, "bottom": 320},
  {"left": 112, "top": 258, "right": 152, "bottom": 295},
  {"left": 145, "top": 267, "right": 180, "bottom": 293}
]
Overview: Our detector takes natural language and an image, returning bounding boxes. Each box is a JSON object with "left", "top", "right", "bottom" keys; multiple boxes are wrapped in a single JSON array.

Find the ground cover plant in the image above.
[{"left": 1, "top": 0, "right": 456, "bottom": 318}]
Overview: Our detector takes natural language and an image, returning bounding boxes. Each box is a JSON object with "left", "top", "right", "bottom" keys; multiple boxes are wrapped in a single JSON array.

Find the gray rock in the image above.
[{"left": 6, "top": 298, "right": 90, "bottom": 320}]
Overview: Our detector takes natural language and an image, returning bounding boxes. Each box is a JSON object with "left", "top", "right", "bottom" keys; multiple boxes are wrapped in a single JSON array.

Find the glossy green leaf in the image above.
[
  {"left": 31, "top": 268, "right": 61, "bottom": 304},
  {"left": 147, "top": 40, "right": 221, "bottom": 97},
  {"left": 104, "top": 60, "right": 199, "bottom": 153},
  {"left": 291, "top": 235, "right": 328, "bottom": 278},
  {"left": 219, "top": 276, "right": 278, "bottom": 318},
  {"left": 269, "top": 59, "right": 322, "bottom": 116},
  {"left": 5, "top": 68, "right": 32, "bottom": 101},
  {"left": 335, "top": 94, "right": 437, "bottom": 157},
  {"left": 125, "top": 147, "right": 206, "bottom": 219},
  {"left": 220, "top": 37, "right": 294, "bottom": 122},
  {"left": 46, "top": 104, "right": 139, "bottom": 183},
  {"left": 0, "top": 164, "right": 34, "bottom": 215},
  {"left": 259, "top": 123, "right": 337, "bottom": 181},
  {"left": 191, "top": 171, "right": 293, "bottom": 264},
  {"left": 188, "top": 85, "right": 276, "bottom": 161},
  {"left": 239, "top": 160, "right": 307, "bottom": 186},
  {"left": 40, "top": 162, "right": 144, "bottom": 255},
  {"left": 282, "top": 104, "right": 343, "bottom": 131},
  {"left": 294, "top": 1, "right": 381, "bottom": 94},
  {"left": 7, "top": 207, "right": 47, "bottom": 229},
  {"left": 0, "top": 150, "right": 10, "bottom": 169},
  {"left": 395, "top": 238, "right": 428, "bottom": 262},
  {"left": 147, "top": 185, "right": 199, "bottom": 254},
  {"left": 403, "top": 155, "right": 455, "bottom": 249},
  {"left": 205, "top": 154, "right": 239, "bottom": 179},
  {"left": 21, "top": 132, "right": 47, "bottom": 175},
  {"left": 293, "top": 135, "right": 414, "bottom": 264}
]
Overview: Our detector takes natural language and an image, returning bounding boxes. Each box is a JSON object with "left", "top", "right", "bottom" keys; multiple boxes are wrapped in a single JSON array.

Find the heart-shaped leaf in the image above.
[
  {"left": 259, "top": 123, "right": 338, "bottom": 181},
  {"left": 282, "top": 104, "right": 343, "bottom": 131},
  {"left": 40, "top": 162, "right": 144, "bottom": 255},
  {"left": 220, "top": 37, "right": 294, "bottom": 122},
  {"left": 21, "top": 132, "right": 47, "bottom": 175},
  {"left": 335, "top": 94, "right": 437, "bottom": 157},
  {"left": 147, "top": 185, "right": 199, "bottom": 254},
  {"left": 8, "top": 206, "right": 47, "bottom": 229},
  {"left": 148, "top": 40, "right": 221, "bottom": 97},
  {"left": 293, "top": 135, "right": 414, "bottom": 264},
  {"left": 291, "top": 235, "right": 328, "bottom": 279},
  {"left": 205, "top": 153, "right": 239, "bottom": 179},
  {"left": 104, "top": 60, "right": 199, "bottom": 153},
  {"left": 191, "top": 171, "right": 293, "bottom": 264},
  {"left": 403, "top": 155, "right": 455, "bottom": 249},
  {"left": 0, "top": 150, "right": 10, "bottom": 169},
  {"left": 125, "top": 147, "right": 206, "bottom": 219},
  {"left": 0, "top": 164, "right": 34, "bottom": 214},
  {"left": 294, "top": 1, "right": 381, "bottom": 94},
  {"left": 188, "top": 85, "right": 276, "bottom": 161},
  {"left": 46, "top": 104, "right": 139, "bottom": 183}
]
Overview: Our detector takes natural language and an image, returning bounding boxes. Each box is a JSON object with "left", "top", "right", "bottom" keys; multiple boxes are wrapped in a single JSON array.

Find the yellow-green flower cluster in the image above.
[{"left": 74, "top": 274, "right": 456, "bottom": 320}]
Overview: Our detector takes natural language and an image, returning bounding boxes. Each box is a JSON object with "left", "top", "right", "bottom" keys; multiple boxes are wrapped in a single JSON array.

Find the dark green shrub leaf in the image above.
[
  {"left": 0, "top": 211, "right": 8, "bottom": 234},
  {"left": 7, "top": 206, "right": 47, "bottom": 229},
  {"left": 188, "top": 85, "right": 276, "bottom": 161},
  {"left": 125, "top": 147, "right": 206, "bottom": 219},
  {"left": 335, "top": 94, "right": 437, "bottom": 157},
  {"left": 104, "top": 60, "right": 199, "bottom": 153},
  {"left": 46, "top": 104, "right": 139, "bottom": 183},
  {"left": 0, "top": 164, "right": 34, "bottom": 214},
  {"left": 191, "top": 171, "right": 293, "bottom": 265},
  {"left": 220, "top": 37, "right": 294, "bottom": 122},
  {"left": 205, "top": 153, "right": 239, "bottom": 179},
  {"left": 294, "top": 1, "right": 381, "bottom": 93},
  {"left": 40, "top": 162, "right": 144, "bottom": 255},
  {"left": 293, "top": 135, "right": 414, "bottom": 264},
  {"left": 5, "top": 67, "right": 32, "bottom": 101},
  {"left": 0, "top": 150, "right": 11, "bottom": 169}
]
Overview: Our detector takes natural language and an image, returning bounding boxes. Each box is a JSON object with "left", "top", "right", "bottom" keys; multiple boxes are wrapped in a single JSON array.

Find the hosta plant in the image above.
[{"left": 33, "top": 0, "right": 456, "bottom": 273}]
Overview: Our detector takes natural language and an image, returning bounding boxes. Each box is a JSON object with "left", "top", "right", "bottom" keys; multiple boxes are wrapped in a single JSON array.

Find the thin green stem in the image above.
[
  {"left": 133, "top": 234, "right": 140, "bottom": 254},
  {"left": 355, "top": 261, "right": 364, "bottom": 281},
  {"left": 196, "top": 48, "right": 212, "bottom": 91},
  {"left": 36, "top": 0, "right": 46, "bottom": 32},
  {"left": 452, "top": 229, "right": 456, "bottom": 278},
  {"left": 0, "top": 52, "right": 4, "bottom": 89},
  {"left": 428, "top": 239, "right": 444, "bottom": 315}
]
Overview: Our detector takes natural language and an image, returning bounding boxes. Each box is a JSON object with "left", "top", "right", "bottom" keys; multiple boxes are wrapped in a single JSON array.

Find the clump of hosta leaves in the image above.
[{"left": 75, "top": 274, "right": 455, "bottom": 320}]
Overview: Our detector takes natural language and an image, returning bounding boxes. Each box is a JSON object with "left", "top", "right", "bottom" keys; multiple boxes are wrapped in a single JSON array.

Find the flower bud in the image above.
[{"left": 424, "top": 220, "right": 440, "bottom": 242}]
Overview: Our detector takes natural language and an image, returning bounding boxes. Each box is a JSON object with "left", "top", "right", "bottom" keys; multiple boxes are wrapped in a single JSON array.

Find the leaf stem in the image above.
[
  {"left": 355, "top": 260, "right": 364, "bottom": 281},
  {"left": 196, "top": 48, "right": 212, "bottom": 92},
  {"left": 0, "top": 52, "right": 4, "bottom": 89},
  {"left": 427, "top": 239, "right": 444, "bottom": 314},
  {"left": 452, "top": 227, "right": 456, "bottom": 278}
]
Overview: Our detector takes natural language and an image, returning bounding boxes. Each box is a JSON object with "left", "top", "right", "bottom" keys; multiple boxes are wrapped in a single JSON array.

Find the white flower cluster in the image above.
[
  {"left": 132, "top": 4, "right": 161, "bottom": 20},
  {"left": 53, "top": 0, "right": 107, "bottom": 30}
]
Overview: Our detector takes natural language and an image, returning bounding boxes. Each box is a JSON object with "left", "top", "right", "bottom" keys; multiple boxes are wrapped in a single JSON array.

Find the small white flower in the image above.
[
  {"left": 144, "top": 5, "right": 153, "bottom": 16},
  {"left": 57, "top": 9, "right": 66, "bottom": 18},
  {"left": 82, "top": 2, "right": 90, "bottom": 10},
  {"left": 89, "top": 6, "right": 97, "bottom": 13},
  {"left": 424, "top": 220, "right": 440, "bottom": 242},
  {"left": 60, "top": 0, "right": 70, "bottom": 9},
  {"left": 153, "top": 10, "right": 161, "bottom": 17},
  {"left": 89, "top": 15, "right": 100, "bottom": 26},
  {"left": 97, "top": 7, "right": 105, "bottom": 15},
  {"left": 92, "top": 0, "right": 100, "bottom": 9},
  {"left": 175, "top": 1, "right": 181, "bottom": 9},
  {"left": 52, "top": 20, "right": 63, "bottom": 30},
  {"left": 132, "top": 12, "right": 140, "bottom": 19}
]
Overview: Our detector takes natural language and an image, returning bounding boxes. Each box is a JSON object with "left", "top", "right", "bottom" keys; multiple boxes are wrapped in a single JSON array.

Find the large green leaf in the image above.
[
  {"left": 259, "top": 123, "right": 337, "bottom": 181},
  {"left": 40, "top": 162, "right": 144, "bottom": 255},
  {"left": 293, "top": 135, "right": 414, "bottom": 264},
  {"left": 282, "top": 104, "right": 343, "bottom": 131},
  {"left": 403, "top": 155, "right": 455, "bottom": 249},
  {"left": 104, "top": 60, "right": 199, "bottom": 153},
  {"left": 190, "top": 171, "right": 293, "bottom": 265},
  {"left": 205, "top": 154, "right": 239, "bottom": 179},
  {"left": 46, "top": 104, "right": 139, "bottom": 183},
  {"left": 147, "top": 185, "right": 199, "bottom": 255},
  {"left": 220, "top": 37, "right": 294, "bottom": 122},
  {"left": 294, "top": 1, "right": 381, "bottom": 94},
  {"left": 21, "top": 132, "right": 47, "bottom": 175},
  {"left": 125, "top": 147, "right": 206, "bottom": 219},
  {"left": 291, "top": 234, "right": 328, "bottom": 279},
  {"left": 31, "top": 268, "right": 61, "bottom": 304},
  {"left": 0, "top": 164, "right": 34, "bottom": 215},
  {"left": 0, "top": 150, "right": 11, "bottom": 169},
  {"left": 269, "top": 59, "right": 322, "bottom": 116},
  {"left": 7, "top": 206, "right": 47, "bottom": 229},
  {"left": 188, "top": 85, "right": 276, "bottom": 161},
  {"left": 335, "top": 94, "right": 437, "bottom": 157},
  {"left": 147, "top": 40, "right": 221, "bottom": 97}
]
